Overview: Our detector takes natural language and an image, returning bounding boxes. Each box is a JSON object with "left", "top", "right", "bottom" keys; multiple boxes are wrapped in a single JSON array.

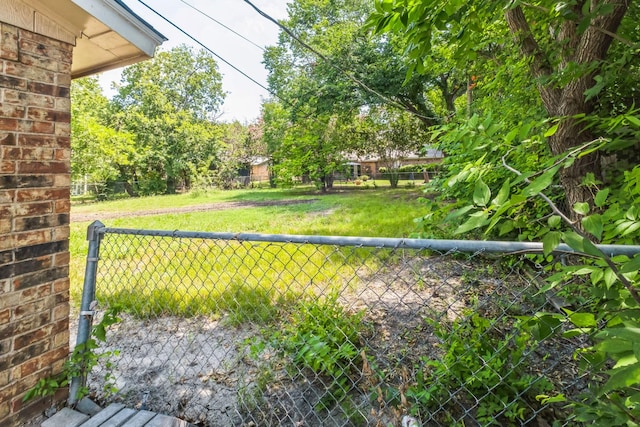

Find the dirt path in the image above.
[{"left": 71, "top": 199, "right": 317, "bottom": 223}]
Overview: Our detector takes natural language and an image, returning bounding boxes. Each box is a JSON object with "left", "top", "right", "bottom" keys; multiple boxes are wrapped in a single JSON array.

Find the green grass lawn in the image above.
[{"left": 69, "top": 187, "right": 429, "bottom": 309}]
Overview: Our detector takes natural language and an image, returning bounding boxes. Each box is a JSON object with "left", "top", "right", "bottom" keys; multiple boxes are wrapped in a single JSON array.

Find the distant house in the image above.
[
  {"left": 250, "top": 157, "right": 270, "bottom": 183},
  {"left": 343, "top": 148, "right": 444, "bottom": 178},
  {"left": 249, "top": 148, "right": 444, "bottom": 184},
  {"left": 0, "top": 1, "right": 165, "bottom": 425}
]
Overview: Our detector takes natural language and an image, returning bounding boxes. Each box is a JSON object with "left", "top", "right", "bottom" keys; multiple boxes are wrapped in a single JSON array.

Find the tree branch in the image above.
[{"left": 502, "top": 151, "right": 640, "bottom": 306}]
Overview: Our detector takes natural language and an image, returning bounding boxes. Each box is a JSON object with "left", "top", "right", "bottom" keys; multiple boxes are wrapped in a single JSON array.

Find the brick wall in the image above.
[{"left": 0, "top": 23, "right": 72, "bottom": 426}]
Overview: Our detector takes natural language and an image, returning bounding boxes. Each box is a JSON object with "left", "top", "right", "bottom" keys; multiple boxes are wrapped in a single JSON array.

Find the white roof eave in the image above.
[{"left": 71, "top": 0, "right": 166, "bottom": 56}]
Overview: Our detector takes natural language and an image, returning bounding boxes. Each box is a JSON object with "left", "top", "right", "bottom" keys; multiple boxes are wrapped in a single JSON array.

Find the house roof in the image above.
[
  {"left": 71, "top": 0, "right": 167, "bottom": 77},
  {"left": 1, "top": 0, "right": 166, "bottom": 78}
]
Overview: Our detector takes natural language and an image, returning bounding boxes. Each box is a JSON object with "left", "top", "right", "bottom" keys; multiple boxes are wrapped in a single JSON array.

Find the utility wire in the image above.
[
  {"left": 242, "top": 0, "right": 441, "bottom": 123},
  {"left": 136, "top": 0, "right": 272, "bottom": 96},
  {"left": 177, "top": 0, "right": 265, "bottom": 51}
]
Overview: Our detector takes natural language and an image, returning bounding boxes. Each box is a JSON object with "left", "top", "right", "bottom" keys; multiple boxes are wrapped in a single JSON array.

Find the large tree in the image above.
[
  {"left": 71, "top": 77, "right": 136, "bottom": 189},
  {"left": 369, "top": 0, "right": 637, "bottom": 215},
  {"left": 109, "top": 45, "right": 226, "bottom": 194}
]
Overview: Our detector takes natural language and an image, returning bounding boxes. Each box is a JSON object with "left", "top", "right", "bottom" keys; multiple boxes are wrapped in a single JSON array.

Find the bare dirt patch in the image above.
[{"left": 71, "top": 199, "right": 317, "bottom": 223}]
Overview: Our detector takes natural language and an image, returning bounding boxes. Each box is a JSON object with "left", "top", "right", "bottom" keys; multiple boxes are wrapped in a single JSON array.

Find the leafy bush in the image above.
[
  {"left": 407, "top": 313, "right": 553, "bottom": 424},
  {"left": 270, "top": 295, "right": 365, "bottom": 408},
  {"left": 436, "top": 115, "right": 640, "bottom": 424}
]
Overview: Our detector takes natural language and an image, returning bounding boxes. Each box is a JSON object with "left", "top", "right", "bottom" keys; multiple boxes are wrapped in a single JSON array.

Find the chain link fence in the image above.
[{"left": 73, "top": 222, "right": 639, "bottom": 426}]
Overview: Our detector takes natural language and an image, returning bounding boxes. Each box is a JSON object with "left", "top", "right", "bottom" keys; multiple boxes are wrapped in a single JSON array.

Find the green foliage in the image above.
[
  {"left": 71, "top": 45, "right": 228, "bottom": 197},
  {"left": 23, "top": 306, "right": 122, "bottom": 402},
  {"left": 270, "top": 295, "right": 365, "bottom": 408},
  {"left": 431, "top": 130, "right": 640, "bottom": 423},
  {"left": 407, "top": 313, "right": 553, "bottom": 425}
]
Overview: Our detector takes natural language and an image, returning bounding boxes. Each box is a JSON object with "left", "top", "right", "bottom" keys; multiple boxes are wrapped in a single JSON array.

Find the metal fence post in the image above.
[{"left": 68, "top": 220, "right": 104, "bottom": 406}]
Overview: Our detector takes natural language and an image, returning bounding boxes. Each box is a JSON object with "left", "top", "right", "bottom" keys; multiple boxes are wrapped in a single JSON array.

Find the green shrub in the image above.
[
  {"left": 270, "top": 295, "right": 365, "bottom": 409},
  {"left": 407, "top": 313, "right": 553, "bottom": 425}
]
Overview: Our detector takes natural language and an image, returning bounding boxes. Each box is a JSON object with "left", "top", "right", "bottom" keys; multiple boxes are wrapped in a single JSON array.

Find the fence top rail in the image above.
[{"left": 87, "top": 221, "right": 640, "bottom": 257}]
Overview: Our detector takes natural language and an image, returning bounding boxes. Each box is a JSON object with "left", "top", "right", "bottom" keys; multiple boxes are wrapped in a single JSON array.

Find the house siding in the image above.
[{"left": 0, "top": 22, "right": 72, "bottom": 426}]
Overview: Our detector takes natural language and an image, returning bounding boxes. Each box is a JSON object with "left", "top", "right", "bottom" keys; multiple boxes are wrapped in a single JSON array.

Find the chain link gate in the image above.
[{"left": 71, "top": 221, "right": 640, "bottom": 426}]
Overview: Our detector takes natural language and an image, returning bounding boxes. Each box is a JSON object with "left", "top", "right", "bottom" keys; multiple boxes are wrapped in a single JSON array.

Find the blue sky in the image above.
[{"left": 99, "top": 0, "right": 289, "bottom": 123}]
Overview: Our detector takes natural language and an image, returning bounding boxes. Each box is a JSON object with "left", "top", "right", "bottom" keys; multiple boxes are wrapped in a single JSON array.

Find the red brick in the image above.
[
  {"left": 0, "top": 384, "right": 17, "bottom": 408},
  {"left": 55, "top": 73, "right": 71, "bottom": 88},
  {"left": 3, "top": 146, "right": 20, "bottom": 158},
  {"left": 4, "top": 62, "right": 54, "bottom": 85},
  {"left": 52, "top": 330, "right": 69, "bottom": 348},
  {"left": 54, "top": 291, "right": 69, "bottom": 306},
  {"left": 12, "top": 396, "right": 55, "bottom": 427},
  {"left": 52, "top": 252, "right": 70, "bottom": 267},
  {"left": 0, "top": 75, "right": 26, "bottom": 91},
  {"left": 20, "top": 29, "right": 72, "bottom": 52},
  {"left": 0, "top": 370, "right": 9, "bottom": 388},
  {"left": 0, "top": 238, "right": 13, "bottom": 252},
  {"left": 19, "top": 52, "right": 58, "bottom": 73},
  {"left": 20, "top": 284, "right": 51, "bottom": 302},
  {"left": 18, "top": 160, "right": 68, "bottom": 174},
  {"left": 18, "top": 359, "right": 40, "bottom": 378},
  {"left": 52, "top": 278, "right": 68, "bottom": 294},
  {"left": 39, "top": 346, "right": 68, "bottom": 369},
  {"left": 0, "top": 132, "right": 16, "bottom": 145},
  {"left": 13, "top": 229, "right": 49, "bottom": 247},
  {"left": 16, "top": 188, "right": 68, "bottom": 203},
  {"left": 0, "top": 312, "right": 50, "bottom": 343},
  {"left": 0, "top": 117, "right": 19, "bottom": 131},
  {"left": 18, "top": 147, "right": 55, "bottom": 160},
  {"left": 1, "top": 24, "right": 19, "bottom": 61},
  {"left": 0, "top": 160, "right": 15, "bottom": 173},
  {"left": 53, "top": 174, "right": 70, "bottom": 187},
  {"left": 51, "top": 302, "right": 69, "bottom": 322},
  {"left": 2, "top": 89, "right": 54, "bottom": 108},
  {"left": 26, "top": 107, "right": 69, "bottom": 123},
  {"left": 21, "top": 120, "right": 55, "bottom": 134},
  {"left": 14, "top": 201, "right": 52, "bottom": 216},
  {"left": 52, "top": 226, "right": 70, "bottom": 241},
  {"left": 19, "top": 39, "right": 73, "bottom": 65},
  {"left": 0, "top": 103, "right": 25, "bottom": 118},
  {"left": 14, "top": 325, "right": 53, "bottom": 350},
  {"left": 14, "top": 214, "right": 68, "bottom": 232},
  {"left": 54, "top": 148, "right": 70, "bottom": 161},
  {"left": 55, "top": 97, "right": 71, "bottom": 111},
  {"left": 0, "top": 190, "right": 15, "bottom": 203},
  {"left": 13, "top": 267, "right": 68, "bottom": 290},
  {"left": 18, "top": 134, "right": 57, "bottom": 147},
  {"left": 27, "top": 82, "right": 68, "bottom": 98},
  {"left": 55, "top": 136, "right": 70, "bottom": 148},
  {"left": 0, "top": 218, "right": 9, "bottom": 233},
  {"left": 0, "top": 401, "right": 10, "bottom": 425},
  {"left": 13, "top": 297, "right": 54, "bottom": 320},
  {"left": 54, "top": 199, "right": 69, "bottom": 213},
  {"left": 54, "top": 122, "right": 70, "bottom": 136}
]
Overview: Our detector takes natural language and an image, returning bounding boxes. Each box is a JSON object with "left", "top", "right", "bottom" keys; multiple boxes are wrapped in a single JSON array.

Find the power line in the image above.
[
  {"left": 136, "top": 0, "right": 273, "bottom": 96},
  {"left": 241, "top": 0, "right": 441, "bottom": 123},
  {"left": 176, "top": 0, "right": 265, "bottom": 51}
]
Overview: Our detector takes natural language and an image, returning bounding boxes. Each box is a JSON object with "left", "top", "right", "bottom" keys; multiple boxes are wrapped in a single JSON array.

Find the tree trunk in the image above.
[{"left": 505, "top": 1, "right": 628, "bottom": 219}]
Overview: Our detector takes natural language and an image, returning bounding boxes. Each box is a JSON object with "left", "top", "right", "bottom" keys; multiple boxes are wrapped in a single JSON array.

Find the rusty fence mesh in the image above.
[{"left": 74, "top": 224, "right": 634, "bottom": 426}]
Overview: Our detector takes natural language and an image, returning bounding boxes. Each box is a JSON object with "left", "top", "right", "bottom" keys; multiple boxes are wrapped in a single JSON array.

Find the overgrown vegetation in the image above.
[
  {"left": 66, "top": 0, "right": 640, "bottom": 423},
  {"left": 24, "top": 306, "right": 121, "bottom": 403},
  {"left": 408, "top": 313, "right": 554, "bottom": 424},
  {"left": 252, "top": 295, "right": 366, "bottom": 413}
]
